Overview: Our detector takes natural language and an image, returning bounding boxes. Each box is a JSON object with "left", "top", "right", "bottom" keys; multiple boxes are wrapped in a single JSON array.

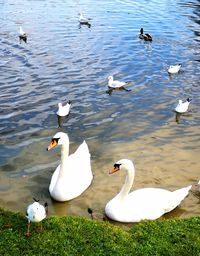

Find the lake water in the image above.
[{"left": 0, "top": 0, "right": 200, "bottom": 223}]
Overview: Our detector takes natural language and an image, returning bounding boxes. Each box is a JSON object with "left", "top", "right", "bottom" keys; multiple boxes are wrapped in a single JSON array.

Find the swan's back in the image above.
[{"left": 106, "top": 186, "right": 191, "bottom": 222}]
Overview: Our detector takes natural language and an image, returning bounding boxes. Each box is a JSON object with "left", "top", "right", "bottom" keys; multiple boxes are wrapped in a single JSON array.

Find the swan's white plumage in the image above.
[
  {"left": 105, "top": 159, "right": 191, "bottom": 223},
  {"left": 108, "top": 75, "right": 129, "bottom": 89},
  {"left": 57, "top": 101, "right": 71, "bottom": 117},
  {"left": 174, "top": 98, "right": 191, "bottom": 113},
  {"left": 48, "top": 132, "right": 93, "bottom": 202},
  {"left": 168, "top": 64, "right": 181, "bottom": 74}
]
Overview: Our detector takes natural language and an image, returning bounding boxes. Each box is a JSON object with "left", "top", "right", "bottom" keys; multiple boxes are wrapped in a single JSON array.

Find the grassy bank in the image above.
[{"left": 0, "top": 208, "right": 199, "bottom": 256}]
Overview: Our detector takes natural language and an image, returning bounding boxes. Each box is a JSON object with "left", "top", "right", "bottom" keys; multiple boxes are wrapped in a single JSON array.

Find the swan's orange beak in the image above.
[
  {"left": 109, "top": 166, "right": 120, "bottom": 174},
  {"left": 47, "top": 139, "right": 58, "bottom": 151}
]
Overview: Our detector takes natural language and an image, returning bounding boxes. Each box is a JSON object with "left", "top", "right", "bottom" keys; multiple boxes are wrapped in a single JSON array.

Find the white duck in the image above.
[
  {"left": 57, "top": 100, "right": 71, "bottom": 117},
  {"left": 19, "top": 26, "right": 27, "bottom": 43},
  {"left": 168, "top": 64, "right": 181, "bottom": 74},
  {"left": 108, "top": 75, "right": 131, "bottom": 89},
  {"left": 47, "top": 132, "right": 93, "bottom": 202},
  {"left": 105, "top": 159, "right": 191, "bottom": 223},
  {"left": 26, "top": 198, "right": 48, "bottom": 236},
  {"left": 174, "top": 98, "right": 191, "bottom": 113}
]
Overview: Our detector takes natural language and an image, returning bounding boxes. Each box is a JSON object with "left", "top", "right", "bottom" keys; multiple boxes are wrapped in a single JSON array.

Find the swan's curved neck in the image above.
[
  {"left": 59, "top": 142, "right": 69, "bottom": 175},
  {"left": 117, "top": 165, "right": 135, "bottom": 201}
]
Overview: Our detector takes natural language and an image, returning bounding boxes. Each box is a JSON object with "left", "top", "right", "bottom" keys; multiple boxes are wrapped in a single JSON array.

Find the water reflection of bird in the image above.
[
  {"left": 105, "top": 159, "right": 192, "bottom": 223},
  {"left": 79, "top": 13, "right": 91, "bottom": 28},
  {"left": 175, "top": 112, "right": 181, "bottom": 124},
  {"left": 139, "top": 28, "right": 152, "bottom": 41},
  {"left": 168, "top": 64, "right": 181, "bottom": 74},
  {"left": 26, "top": 198, "right": 48, "bottom": 237},
  {"left": 19, "top": 26, "right": 27, "bottom": 43},
  {"left": 174, "top": 98, "right": 191, "bottom": 113}
]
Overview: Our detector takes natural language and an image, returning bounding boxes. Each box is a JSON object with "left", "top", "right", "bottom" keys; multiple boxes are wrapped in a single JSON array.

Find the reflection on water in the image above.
[{"left": 0, "top": 0, "right": 200, "bottom": 224}]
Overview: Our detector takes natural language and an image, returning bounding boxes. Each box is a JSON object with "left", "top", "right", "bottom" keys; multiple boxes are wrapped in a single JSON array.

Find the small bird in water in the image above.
[
  {"left": 25, "top": 198, "right": 48, "bottom": 237},
  {"left": 79, "top": 13, "right": 91, "bottom": 27},
  {"left": 19, "top": 26, "right": 27, "bottom": 43},
  {"left": 108, "top": 75, "right": 131, "bottom": 90},
  {"left": 168, "top": 64, "right": 181, "bottom": 74},
  {"left": 139, "top": 28, "right": 152, "bottom": 41},
  {"left": 57, "top": 100, "right": 71, "bottom": 117},
  {"left": 174, "top": 98, "right": 191, "bottom": 113}
]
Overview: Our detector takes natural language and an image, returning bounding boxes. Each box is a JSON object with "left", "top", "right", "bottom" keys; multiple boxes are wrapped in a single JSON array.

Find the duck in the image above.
[
  {"left": 79, "top": 13, "right": 91, "bottom": 27},
  {"left": 108, "top": 75, "right": 131, "bottom": 90},
  {"left": 105, "top": 159, "right": 191, "bottom": 223},
  {"left": 168, "top": 64, "right": 181, "bottom": 74},
  {"left": 139, "top": 28, "right": 152, "bottom": 41},
  {"left": 47, "top": 132, "right": 93, "bottom": 202},
  {"left": 57, "top": 100, "right": 71, "bottom": 117},
  {"left": 19, "top": 26, "right": 27, "bottom": 43},
  {"left": 26, "top": 198, "right": 48, "bottom": 237},
  {"left": 174, "top": 98, "right": 191, "bottom": 113}
]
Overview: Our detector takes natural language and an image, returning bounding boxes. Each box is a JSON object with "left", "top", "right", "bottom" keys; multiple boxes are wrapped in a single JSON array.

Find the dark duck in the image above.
[{"left": 139, "top": 28, "right": 152, "bottom": 41}]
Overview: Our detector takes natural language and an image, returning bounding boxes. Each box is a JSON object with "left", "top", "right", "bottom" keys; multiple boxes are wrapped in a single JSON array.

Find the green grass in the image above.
[{"left": 0, "top": 208, "right": 199, "bottom": 256}]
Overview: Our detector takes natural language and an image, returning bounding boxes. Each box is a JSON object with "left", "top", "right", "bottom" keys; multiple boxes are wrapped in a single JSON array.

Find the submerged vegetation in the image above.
[{"left": 0, "top": 208, "right": 199, "bottom": 256}]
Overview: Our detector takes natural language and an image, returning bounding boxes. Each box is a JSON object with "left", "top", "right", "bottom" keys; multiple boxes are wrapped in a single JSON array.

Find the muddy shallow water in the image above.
[{"left": 0, "top": 0, "right": 200, "bottom": 223}]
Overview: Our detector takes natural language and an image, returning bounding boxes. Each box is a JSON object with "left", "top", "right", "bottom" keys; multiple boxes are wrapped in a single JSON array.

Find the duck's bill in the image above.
[{"left": 47, "top": 139, "right": 58, "bottom": 151}]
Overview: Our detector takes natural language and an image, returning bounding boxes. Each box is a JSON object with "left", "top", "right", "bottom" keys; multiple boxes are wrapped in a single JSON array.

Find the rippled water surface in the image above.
[{"left": 0, "top": 0, "right": 200, "bottom": 222}]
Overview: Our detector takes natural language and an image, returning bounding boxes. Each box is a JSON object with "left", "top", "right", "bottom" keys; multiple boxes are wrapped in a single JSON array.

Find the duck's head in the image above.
[
  {"left": 187, "top": 98, "right": 191, "bottom": 102},
  {"left": 108, "top": 75, "right": 113, "bottom": 81},
  {"left": 58, "top": 103, "right": 62, "bottom": 108},
  {"left": 140, "top": 28, "right": 144, "bottom": 34},
  {"left": 47, "top": 132, "right": 69, "bottom": 151},
  {"left": 109, "top": 159, "right": 134, "bottom": 174}
]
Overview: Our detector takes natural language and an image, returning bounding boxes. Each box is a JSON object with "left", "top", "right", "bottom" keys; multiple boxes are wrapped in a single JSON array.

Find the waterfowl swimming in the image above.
[
  {"left": 79, "top": 13, "right": 91, "bottom": 27},
  {"left": 174, "top": 98, "right": 191, "bottom": 113},
  {"left": 57, "top": 100, "right": 71, "bottom": 117},
  {"left": 168, "top": 64, "right": 181, "bottom": 74},
  {"left": 139, "top": 28, "right": 152, "bottom": 41},
  {"left": 108, "top": 75, "right": 131, "bottom": 90},
  {"left": 26, "top": 198, "right": 48, "bottom": 237},
  {"left": 105, "top": 159, "right": 191, "bottom": 223},
  {"left": 47, "top": 132, "right": 93, "bottom": 202},
  {"left": 19, "top": 26, "right": 27, "bottom": 43}
]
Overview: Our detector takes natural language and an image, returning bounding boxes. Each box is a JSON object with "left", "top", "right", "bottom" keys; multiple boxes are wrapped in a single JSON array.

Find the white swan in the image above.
[
  {"left": 19, "top": 26, "right": 27, "bottom": 43},
  {"left": 108, "top": 75, "right": 131, "bottom": 89},
  {"left": 47, "top": 132, "right": 93, "bottom": 202},
  {"left": 168, "top": 64, "right": 181, "bottom": 74},
  {"left": 57, "top": 100, "right": 71, "bottom": 117},
  {"left": 174, "top": 98, "right": 191, "bottom": 113},
  {"left": 26, "top": 198, "right": 48, "bottom": 236},
  {"left": 105, "top": 159, "right": 191, "bottom": 222}
]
